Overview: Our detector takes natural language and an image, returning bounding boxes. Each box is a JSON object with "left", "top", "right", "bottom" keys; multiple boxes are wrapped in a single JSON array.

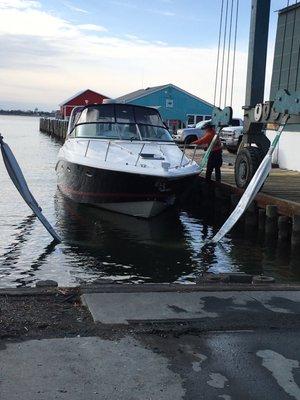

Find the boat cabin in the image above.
[{"left": 68, "top": 104, "right": 173, "bottom": 142}]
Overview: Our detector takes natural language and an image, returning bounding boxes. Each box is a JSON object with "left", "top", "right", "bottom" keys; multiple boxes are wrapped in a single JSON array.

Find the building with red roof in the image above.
[{"left": 60, "top": 89, "right": 109, "bottom": 119}]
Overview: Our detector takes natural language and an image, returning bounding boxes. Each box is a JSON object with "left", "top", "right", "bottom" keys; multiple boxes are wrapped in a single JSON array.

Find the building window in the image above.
[
  {"left": 166, "top": 99, "right": 174, "bottom": 108},
  {"left": 187, "top": 114, "right": 211, "bottom": 126},
  {"left": 187, "top": 115, "right": 195, "bottom": 126}
]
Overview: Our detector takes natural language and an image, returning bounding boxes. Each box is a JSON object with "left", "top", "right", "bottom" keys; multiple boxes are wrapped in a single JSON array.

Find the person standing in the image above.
[{"left": 192, "top": 122, "right": 223, "bottom": 182}]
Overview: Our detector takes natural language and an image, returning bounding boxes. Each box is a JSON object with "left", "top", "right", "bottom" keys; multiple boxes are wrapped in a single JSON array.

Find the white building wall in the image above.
[{"left": 266, "top": 129, "right": 300, "bottom": 171}]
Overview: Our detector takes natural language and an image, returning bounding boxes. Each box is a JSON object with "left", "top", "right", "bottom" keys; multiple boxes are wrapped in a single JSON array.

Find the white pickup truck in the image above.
[
  {"left": 219, "top": 120, "right": 244, "bottom": 153},
  {"left": 173, "top": 118, "right": 243, "bottom": 148}
]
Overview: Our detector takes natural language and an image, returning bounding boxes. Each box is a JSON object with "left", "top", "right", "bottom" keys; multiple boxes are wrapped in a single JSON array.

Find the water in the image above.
[{"left": 0, "top": 115, "right": 299, "bottom": 287}]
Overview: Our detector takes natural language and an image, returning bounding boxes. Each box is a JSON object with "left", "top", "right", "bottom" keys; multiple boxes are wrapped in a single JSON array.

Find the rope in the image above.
[
  {"left": 219, "top": 0, "right": 229, "bottom": 107},
  {"left": 224, "top": 0, "right": 234, "bottom": 107},
  {"left": 214, "top": 0, "right": 239, "bottom": 110},
  {"left": 230, "top": 0, "right": 239, "bottom": 107},
  {"left": 213, "top": 0, "right": 225, "bottom": 106}
]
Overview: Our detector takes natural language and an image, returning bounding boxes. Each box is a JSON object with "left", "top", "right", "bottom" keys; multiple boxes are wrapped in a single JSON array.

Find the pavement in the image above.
[
  {"left": 1, "top": 285, "right": 300, "bottom": 400},
  {"left": 81, "top": 290, "right": 300, "bottom": 324}
]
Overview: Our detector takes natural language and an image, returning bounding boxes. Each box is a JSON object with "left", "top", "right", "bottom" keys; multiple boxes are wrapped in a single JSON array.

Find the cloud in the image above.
[
  {"left": 110, "top": 1, "right": 175, "bottom": 17},
  {"left": 64, "top": 2, "right": 89, "bottom": 14},
  {"left": 124, "top": 34, "right": 139, "bottom": 40},
  {"left": 0, "top": 0, "right": 40, "bottom": 9},
  {"left": 110, "top": 1, "right": 136, "bottom": 9},
  {"left": 78, "top": 24, "right": 107, "bottom": 32},
  {"left": 0, "top": 34, "right": 65, "bottom": 69},
  {"left": 150, "top": 9, "right": 175, "bottom": 17},
  {"left": 154, "top": 40, "right": 167, "bottom": 46},
  {"left": 0, "top": 0, "right": 248, "bottom": 114}
]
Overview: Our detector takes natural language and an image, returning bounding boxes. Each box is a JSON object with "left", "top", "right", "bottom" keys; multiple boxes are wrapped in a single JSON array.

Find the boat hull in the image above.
[{"left": 56, "top": 161, "right": 197, "bottom": 218}]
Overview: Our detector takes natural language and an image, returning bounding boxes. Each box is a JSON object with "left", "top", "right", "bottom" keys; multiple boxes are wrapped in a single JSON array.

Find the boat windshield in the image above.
[
  {"left": 74, "top": 123, "right": 173, "bottom": 142},
  {"left": 70, "top": 104, "right": 173, "bottom": 142}
]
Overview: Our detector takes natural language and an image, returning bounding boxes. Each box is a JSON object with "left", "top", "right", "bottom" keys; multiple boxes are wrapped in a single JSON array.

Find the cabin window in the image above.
[
  {"left": 74, "top": 123, "right": 140, "bottom": 140},
  {"left": 138, "top": 125, "right": 173, "bottom": 142},
  {"left": 135, "top": 108, "right": 164, "bottom": 127},
  {"left": 78, "top": 105, "right": 115, "bottom": 124},
  {"left": 75, "top": 123, "right": 118, "bottom": 139},
  {"left": 115, "top": 105, "right": 135, "bottom": 123},
  {"left": 117, "top": 124, "right": 139, "bottom": 140}
]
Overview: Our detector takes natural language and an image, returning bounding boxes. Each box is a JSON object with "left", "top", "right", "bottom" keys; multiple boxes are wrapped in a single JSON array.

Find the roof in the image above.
[
  {"left": 116, "top": 84, "right": 214, "bottom": 108},
  {"left": 278, "top": 2, "right": 300, "bottom": 14},
  {"left": 60, "top": 89, "right": 109, "bottom": 106},
  {"left": 116, "top": 85, "right": 167, "bottom": 103}
]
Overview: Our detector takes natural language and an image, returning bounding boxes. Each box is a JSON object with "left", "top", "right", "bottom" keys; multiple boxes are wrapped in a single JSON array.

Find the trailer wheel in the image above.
[
  {"left": 235, "top": 147, "right": 263, "bottom": 188},
  {"left": 226, "top": 146, "right": 237, "bottom": 154}
]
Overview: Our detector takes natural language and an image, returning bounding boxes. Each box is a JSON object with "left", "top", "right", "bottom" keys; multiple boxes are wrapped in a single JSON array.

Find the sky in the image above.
[{"left": 0, "top": 0, "right": 294, "bottom": 115}]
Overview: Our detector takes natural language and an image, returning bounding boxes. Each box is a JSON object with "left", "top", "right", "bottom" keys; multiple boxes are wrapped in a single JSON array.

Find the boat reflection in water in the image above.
[
  {"left": 55, "top": 191, "right": 300, "bottom": 285},
  {"left": 55, "top": 191, "right": 211, "bottom": 284}
]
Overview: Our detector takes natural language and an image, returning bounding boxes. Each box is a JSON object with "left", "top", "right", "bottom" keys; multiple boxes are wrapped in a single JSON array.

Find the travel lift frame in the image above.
[
  {"left": 208, "top": 0, "right": 300, "bottom": 242},
  {"left": 212, "top": 0, "right": 300, "bottom": 189}
]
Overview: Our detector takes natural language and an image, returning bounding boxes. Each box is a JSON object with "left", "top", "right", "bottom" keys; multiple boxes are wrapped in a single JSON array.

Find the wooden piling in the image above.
[
  {"left": 292, "top": 215, "right": 300, "bottom": 247},
  {"left": 230, "top": 194, "right": 240, "bottom": 209},
  {"left": 278, "top": 216, "right": 290, "bottom": 241},
  {"left": 245, "top": 202, "right": 258, "bottom": 227},
  {"left": 258, "top": 209, "right": 266, "bottom": 231},
  {"left": 265, "top": 205, "right": 278, "bottom": 236},
  {"left": 39, "top": 118, "right": 68, "bottom": 140}
]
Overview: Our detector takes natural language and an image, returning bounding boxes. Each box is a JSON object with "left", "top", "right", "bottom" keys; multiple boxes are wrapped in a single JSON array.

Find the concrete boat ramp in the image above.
[{"left": 1, "top": 283, "right": 300, "bottom": 399}]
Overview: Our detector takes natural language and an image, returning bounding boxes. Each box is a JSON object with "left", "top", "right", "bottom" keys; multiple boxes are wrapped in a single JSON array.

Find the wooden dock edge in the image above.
[
  {"left": 39, "top": 117, "right": 68, "bottom": 140},
  {"left": 213, "top": 179, "right": 300, "bottom": 217}
]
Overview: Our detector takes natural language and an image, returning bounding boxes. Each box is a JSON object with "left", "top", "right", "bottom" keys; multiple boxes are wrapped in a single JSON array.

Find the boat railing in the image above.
[
  {"left": 84, "top": 139, "right": 198, "bottom": 168},
  {"left": 104, "top": 141, "right": 111, "bottom": 161},
  {"left": 179, "top": 144, "right": 199, "bottom": 166},
  {"left": 135, "top": 143, "right": 146, "bottom": 166}
]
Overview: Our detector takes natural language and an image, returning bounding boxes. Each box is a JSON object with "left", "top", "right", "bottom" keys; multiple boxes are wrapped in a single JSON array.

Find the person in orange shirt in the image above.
[{"left": 192, "top": 122, "right": 223, "bottom": 182}]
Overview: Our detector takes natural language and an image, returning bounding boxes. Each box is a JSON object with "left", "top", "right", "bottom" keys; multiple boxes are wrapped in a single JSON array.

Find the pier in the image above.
[
  {"left": 39, "top": 117, "right": 68, "bottom": 140},
  {"left": 218, "top": 164, "right": 300, "bottom": 245},
  {"left": 186, "top": 148, "right": 300, "bottom": 248},
  {"left": 221, "top": 165, "right": 300, "bottom": 216}
]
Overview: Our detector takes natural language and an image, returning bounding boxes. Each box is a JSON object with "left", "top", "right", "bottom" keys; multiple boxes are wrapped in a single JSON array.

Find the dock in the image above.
[
  {"left": 186, "top": 148, "right": 300, "bottom": 246},
  {"left": 220, "top": 164, "right": 300, "bottom": 217},
  {"left": 188, "top": 149, "right": 300, "bottom": 214},
  {"left": 39, "top": 117, "right": 68, "bottom": 140}
]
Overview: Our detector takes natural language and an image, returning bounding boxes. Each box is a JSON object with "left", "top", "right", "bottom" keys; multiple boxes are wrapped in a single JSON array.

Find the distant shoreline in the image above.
[{"left": 0, "top": 110, "right": 55, "bottom": 117}]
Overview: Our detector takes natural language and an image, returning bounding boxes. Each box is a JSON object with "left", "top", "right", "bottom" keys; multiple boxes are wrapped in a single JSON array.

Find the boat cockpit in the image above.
[{"left": 68, "top": 103, "right": 173, "bottom": 143}]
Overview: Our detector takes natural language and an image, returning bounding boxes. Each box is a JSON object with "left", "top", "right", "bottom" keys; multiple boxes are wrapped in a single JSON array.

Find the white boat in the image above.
[{"left": 56, "top": 102, "right": 199, "bottom": 218}]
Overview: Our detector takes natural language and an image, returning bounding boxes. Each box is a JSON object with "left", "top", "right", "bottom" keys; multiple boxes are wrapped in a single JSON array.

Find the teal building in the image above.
[{"left": 116, "top": 84, "right": 213, "bottom": 132}]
